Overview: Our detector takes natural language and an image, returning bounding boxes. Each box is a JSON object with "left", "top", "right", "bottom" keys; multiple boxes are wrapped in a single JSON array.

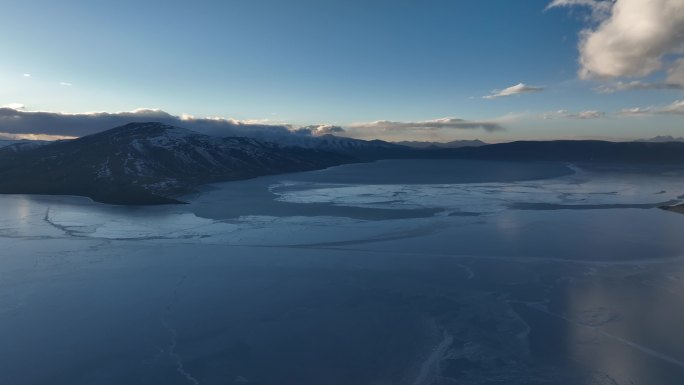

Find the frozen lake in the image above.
[{"left": 2, "top": 159, "right": 684, "bottom": 384}]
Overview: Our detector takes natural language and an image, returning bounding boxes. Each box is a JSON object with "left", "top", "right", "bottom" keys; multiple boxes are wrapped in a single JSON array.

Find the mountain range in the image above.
[{"left": 2, "top": 122, "right": 684, "bottom": 204}]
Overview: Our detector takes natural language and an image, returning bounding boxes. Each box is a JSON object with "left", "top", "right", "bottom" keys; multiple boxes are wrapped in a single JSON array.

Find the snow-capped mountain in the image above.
[
  {"left": 0, "top": 122, "right": 355, "bottom": 204},
  {"left": 300, "top": 134, "right": 411, "bottom": 159},
  {"left": 229, "top": 131, "right": 411, "bottom": 159}
]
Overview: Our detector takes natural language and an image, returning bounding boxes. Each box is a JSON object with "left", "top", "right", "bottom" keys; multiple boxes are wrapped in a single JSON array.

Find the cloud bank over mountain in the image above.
[
  {"left": 0, "top": 107, "right": 309, "bottom": 141},
  {"left": 0, "top": 107, "right": 507, "bottom": 143}
]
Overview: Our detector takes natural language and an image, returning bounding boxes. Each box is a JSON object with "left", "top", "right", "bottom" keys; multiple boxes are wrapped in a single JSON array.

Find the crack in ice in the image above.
[
  {"left": 411, "top": 329, "right": 453, "bottom": 385},
  {"left": 162, "top": 319, "right": 199, "bottom": 385},
  {"left": 161, "top": 276, "right": 200, "bottom": 385}
]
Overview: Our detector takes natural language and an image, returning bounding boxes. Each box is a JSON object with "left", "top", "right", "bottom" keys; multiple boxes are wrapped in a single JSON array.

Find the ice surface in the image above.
[
  {"left": 271, "top": 166, "right": 684, "bottom": 214},
  {"left": 3, "top": 160, "right": 684, "bottom": 385}
]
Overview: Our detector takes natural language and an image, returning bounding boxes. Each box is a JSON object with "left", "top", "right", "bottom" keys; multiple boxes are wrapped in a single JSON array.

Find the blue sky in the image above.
[{"left": 1, "top": 0, "right": 683, "bottom": 142}]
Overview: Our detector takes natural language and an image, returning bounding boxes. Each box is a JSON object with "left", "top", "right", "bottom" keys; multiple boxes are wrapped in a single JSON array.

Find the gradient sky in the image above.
[{"left": 1, "top": 0, "right": 683, "bottom": 142}]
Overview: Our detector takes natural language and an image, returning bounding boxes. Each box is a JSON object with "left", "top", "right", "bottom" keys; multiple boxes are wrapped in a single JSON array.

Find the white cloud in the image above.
[
  {"left": 22, "top": 73, "right": 31, "bottom": 78},
  {"left": 1, "top": 103, "right": 25, "bottom": 110},
  {"left": 618, "top": 107, "right": 653, "bottom": 116},
  {"left": 546, "top": 0, "right": 614, "bottom": 20},
  {"left": 575, "top": 110, "right": 605, "bottom": 119},
  {"left": 483, "top": 83, "right": 544, "bottom": 99},
  {"left": 350, "top": 117, "right": 504, "bottom": 132},
  {"left": 544, "top": 109, "right": 605, "bottom": 119},
  {"left": 59, "top": 82, "right": 73, "bottom": 86},
  {"left": 552, "top": 0, "right": 684, "bottom": 85}
]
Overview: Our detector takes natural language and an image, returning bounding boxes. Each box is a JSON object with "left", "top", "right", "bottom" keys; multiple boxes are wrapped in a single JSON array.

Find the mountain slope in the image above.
[{"left": 0, "top": 122, "right": 354, "bottom": 204}]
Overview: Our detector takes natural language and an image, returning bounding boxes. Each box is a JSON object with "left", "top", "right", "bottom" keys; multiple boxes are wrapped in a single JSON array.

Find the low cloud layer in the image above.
[
  {"left": 544, "top": 109, "right": 605, "bottom": 119},
  {"left": 483, "top": 83, "right": 544, "bottom": 99},
  {"left": 0, "top": 107, "right": 506, "bottom": 144},
  {"left": 350, "top": 117, "right": 504, "bottom": 132},
  {"left": 550, "top": 0, "right": 684, "bottom": 87},
  {"left": 0, "top": 107, "right": 303, "bottom": 141}
]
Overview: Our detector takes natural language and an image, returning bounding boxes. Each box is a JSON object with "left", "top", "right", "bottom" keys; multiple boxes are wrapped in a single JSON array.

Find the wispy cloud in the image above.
[
  {"left": 59, "top": 82, "right": 73, "bottom": 86},
  {"left": 618, "top": 100, "right": 684, "bottom": 116},
  {"left": 546, "top": 0, "right": 614, "bottom": 21},
  {"left": 483, "top": 83, "right": 544, "bottom": 99},
  {"left": 544, "top": 109, "right": 605, "bottom": 119},
  {"left": 22, "top": 73, "right": 31, "bottom": 78},
  {"left": 350, "top": 117, "right": 504, "bottom": 132},
  {"left": 618, "top": 107, "right": 653, "bottom": 116}
]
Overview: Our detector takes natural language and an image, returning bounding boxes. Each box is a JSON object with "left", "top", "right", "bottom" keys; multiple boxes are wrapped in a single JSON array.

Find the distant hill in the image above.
[
  {"left": 636, "top": 136, "right": 684, "bottom": 143},
  {"left": 394, "top": 139, "right": 487, "bottom": 149},
  {"left": 432, "top": 140, "right": 684, "bottom": 163}
]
